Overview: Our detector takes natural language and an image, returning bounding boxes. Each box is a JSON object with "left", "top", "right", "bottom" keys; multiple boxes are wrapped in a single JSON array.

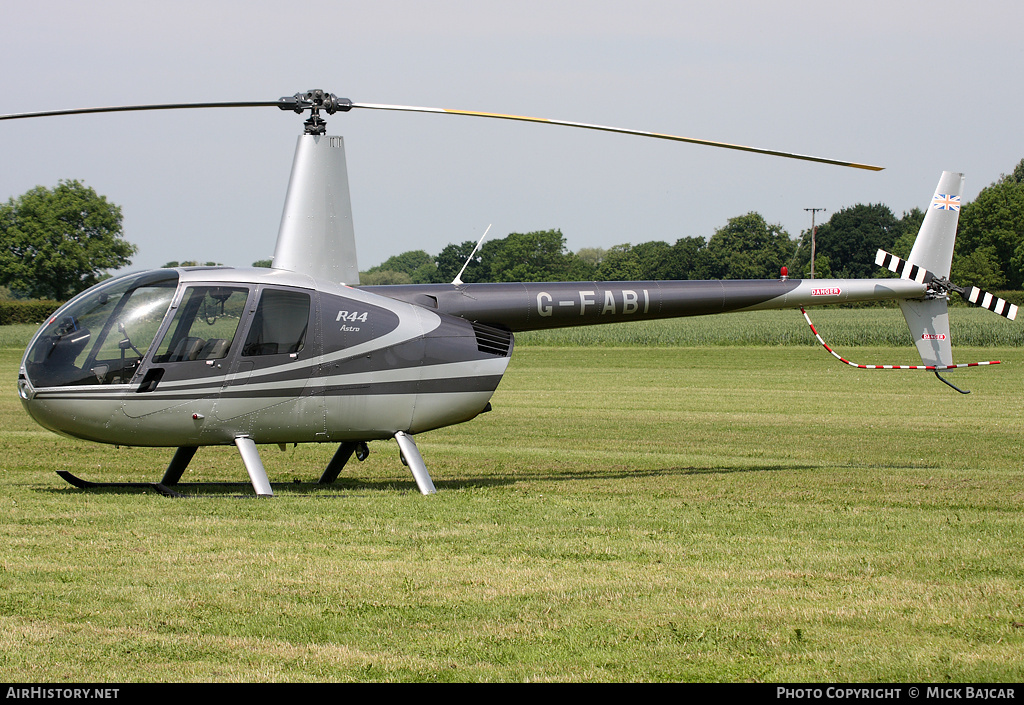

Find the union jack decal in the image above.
[{"left": 931, "top": 193, "right": 961, "bottom": 211}]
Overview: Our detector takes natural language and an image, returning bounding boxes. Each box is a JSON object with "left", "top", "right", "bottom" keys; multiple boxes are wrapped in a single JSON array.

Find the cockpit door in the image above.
[
  {"left": 121, "top": 285, "right": 254, "bottom": 423},
  {"left": 210, "top": 286, "right": 322, "bottom": 442}
]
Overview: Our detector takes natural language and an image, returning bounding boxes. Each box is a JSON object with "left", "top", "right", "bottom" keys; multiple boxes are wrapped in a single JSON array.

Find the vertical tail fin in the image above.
[
  {"left": 896, "top": 172, "right": 965, "bottom": 368},
  {"left": 906, "top": 171, "right": 964, "bottom": 279}
]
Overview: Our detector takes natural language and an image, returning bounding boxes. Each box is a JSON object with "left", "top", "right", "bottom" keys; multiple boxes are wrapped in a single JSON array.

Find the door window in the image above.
[
  {"left": 152, "top": 286, "right": 250, "bottom": 363},
  {"left": 242, "top": 289, "right": 311, "bottom": 357}
]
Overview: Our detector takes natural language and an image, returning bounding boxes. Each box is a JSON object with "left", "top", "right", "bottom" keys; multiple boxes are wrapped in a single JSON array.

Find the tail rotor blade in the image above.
[
  {"left": 875, "top": 249, "right": 934, "bottom": 284},
  {"left": 963, "top": 286, "right": 1018, "bottom": 320}
]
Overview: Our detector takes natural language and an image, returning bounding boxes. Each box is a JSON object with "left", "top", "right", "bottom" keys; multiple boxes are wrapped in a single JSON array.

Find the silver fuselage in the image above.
[{"left": 18, "top": 267, "right": 513, "bottom": 447}]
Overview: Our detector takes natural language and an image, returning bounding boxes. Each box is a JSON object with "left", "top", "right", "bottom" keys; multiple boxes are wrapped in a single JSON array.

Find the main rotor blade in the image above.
[
  {"left": 0, "top": 93, "right": 884, "bottom": 171},
  {"left": 351, "top": 102, "right": 884, "bottom": 171},
  {"left": 0, "top": 101, "right": 282, "bottom": 121}
]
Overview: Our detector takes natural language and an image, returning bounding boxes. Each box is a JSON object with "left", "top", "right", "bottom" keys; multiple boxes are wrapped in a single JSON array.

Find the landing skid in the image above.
[
  {"left": 57, "top": 470, "right": 186, "bottom": 497},
  {"left": 56, "top": 471, "right": 290, "bottom": 497}
]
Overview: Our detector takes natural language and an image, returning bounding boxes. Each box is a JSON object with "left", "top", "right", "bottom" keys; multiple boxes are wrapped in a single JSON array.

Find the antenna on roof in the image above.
[{"left": 453, "top": 224, "right": 492, "bottom": 286}]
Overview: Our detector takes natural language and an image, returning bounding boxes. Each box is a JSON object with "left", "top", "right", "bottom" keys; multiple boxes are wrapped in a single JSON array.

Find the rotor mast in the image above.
[{"left": 272, "top": 90, "right": 361, "bottom": 285}]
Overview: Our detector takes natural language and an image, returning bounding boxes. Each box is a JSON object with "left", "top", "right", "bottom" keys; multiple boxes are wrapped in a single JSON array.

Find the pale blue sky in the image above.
[{"left": 2, "top": 0, "right": 1022, "bottom": 272}]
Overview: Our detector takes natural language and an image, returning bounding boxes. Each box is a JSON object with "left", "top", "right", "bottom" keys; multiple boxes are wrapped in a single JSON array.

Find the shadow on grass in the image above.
[
  {"left": 35, "top": 472, "right": 422, "bottom": 498},
  {"left": 434, "top": 461, "right": 939, "bottom": 489},
  {"left": 438, "top": 463, "right": 816, "bottom": 489},
  {"left": 37, "top": 461, "right": 934, "bottom": 497},
  {"left": 37, "top": 464, "right": 803, "bottom": 497}
]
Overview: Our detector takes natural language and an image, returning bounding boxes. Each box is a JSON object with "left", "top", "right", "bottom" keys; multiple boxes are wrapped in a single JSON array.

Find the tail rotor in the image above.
[{"left": 876, "top": 249, "right": 1018, "bottom": 321}]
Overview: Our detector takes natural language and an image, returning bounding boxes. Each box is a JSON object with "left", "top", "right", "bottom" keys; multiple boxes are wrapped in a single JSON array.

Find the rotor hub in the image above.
[
  {"left": 926, "top": 275, "right": 964, "bottom": 300},
  {"left": 277, "top": 89, "right": 352, "bottom": 135}
]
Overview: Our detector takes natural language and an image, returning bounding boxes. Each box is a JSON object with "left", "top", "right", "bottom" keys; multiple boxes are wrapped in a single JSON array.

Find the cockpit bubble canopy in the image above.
[{"left": 24, "top": 270, "right": 180, "bottom": 388}]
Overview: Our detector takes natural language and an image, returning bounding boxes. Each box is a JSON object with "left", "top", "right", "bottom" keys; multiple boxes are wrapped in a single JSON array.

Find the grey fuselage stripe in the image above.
[{"left": 33, "top": 372, "right": 505, "bottom": 401}]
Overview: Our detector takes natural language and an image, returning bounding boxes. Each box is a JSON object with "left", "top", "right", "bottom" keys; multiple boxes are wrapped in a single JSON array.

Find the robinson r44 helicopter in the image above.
[{"left": 7, "top": 90, "right": 1018, "bottom": 496}]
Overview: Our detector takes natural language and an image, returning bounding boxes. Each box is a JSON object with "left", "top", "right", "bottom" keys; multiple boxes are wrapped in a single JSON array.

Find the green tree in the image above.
[
  {"left": 359, "top": 270, "right": 414, "bottom": 285},
  {"left": 485, "top": 230, "right": 576, "bottom": 282},
  {"left": 575, "top": 247, "right": 606, "bottom": 270},
  {"left": 809, "top": 253, "right": 834, "bottom": 279},
  {"left": 365, "top": 249, "right": 439, "bottom": 283},
  {"left": 597, "top": 244, "right": 644, "bottom": 281},
  {"left": 956, "top": 160, "right": 1024, "bottom": 288},
  {"left": 698, "top": 213, "right": 795, "bottom": 280},
  {"left": 436, "top": 240, "right": 485, "bottom": 283},
  {"left": 565, "top": 254, "right": 598, "bottom": 281},
  {"left": 163, "top": 260, "right": 222, "bottom": 268},
  {"left": 473, "top": 238, "right": 507, "bottom": 283},
  {"left": 664, "top": 237, "right": 705, "bottom": 280},
  {"left": 885, "top": 208, "right": 926, "bottom": 264},
  {"left": 0, "top": 180, "right": 136, "bottom": 300},
  {"left": 411, "top": 262, "right": 443, "bottom": 284},
  {"left": 631, "top": 241, "right": 676, "bottom": 280},
  {"left": 792, "top": 204, "right": 901, "bottom": 279},
  {"left": 1012, "top": 159, "right": 1024, "bottom": 185},
  {"left": 952, "top": 246, "right": 1006, "bottom": 291}
]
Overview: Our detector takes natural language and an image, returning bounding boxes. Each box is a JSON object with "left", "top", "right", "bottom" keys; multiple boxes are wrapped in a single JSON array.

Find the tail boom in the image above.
[{"left": 366, "top": 276, "right": 928, "bottom": 332}]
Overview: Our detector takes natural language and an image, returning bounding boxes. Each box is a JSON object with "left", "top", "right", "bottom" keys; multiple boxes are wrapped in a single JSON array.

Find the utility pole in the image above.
[{"left": 804, "top": 208, "right": 826, "bottom": 279}]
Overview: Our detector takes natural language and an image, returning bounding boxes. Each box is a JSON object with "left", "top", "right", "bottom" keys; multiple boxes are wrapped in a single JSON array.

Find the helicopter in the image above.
[{"left": 7, "top": 89, "right": 1018, "bottom": 497}]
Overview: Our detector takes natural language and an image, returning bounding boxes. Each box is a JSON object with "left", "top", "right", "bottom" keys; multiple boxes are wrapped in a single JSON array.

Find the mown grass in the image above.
[
  {"left": 1, "top": 317, "right": 1023, "bottom": 682},
  {"left": 0, "top": 323, "right": 38, "bottom": 348}
]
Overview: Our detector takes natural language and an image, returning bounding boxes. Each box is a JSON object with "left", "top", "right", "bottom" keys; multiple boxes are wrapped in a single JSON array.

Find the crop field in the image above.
[
  {"left": 515, "top": 306, "right": 1024, "bottom": 348},
  {"left": 1, "top": 311, "right": 1023, "bottom": 682}
]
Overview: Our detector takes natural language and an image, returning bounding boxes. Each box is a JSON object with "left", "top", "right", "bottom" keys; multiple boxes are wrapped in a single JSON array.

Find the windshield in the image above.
[{"left": 24, "top": 270, "right": 179, "bottom": 387}]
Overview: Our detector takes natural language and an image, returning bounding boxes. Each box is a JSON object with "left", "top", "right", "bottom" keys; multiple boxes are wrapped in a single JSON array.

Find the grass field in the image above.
[{"left": 1, "top": 314, "right": 1023, "bottom": 682}]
